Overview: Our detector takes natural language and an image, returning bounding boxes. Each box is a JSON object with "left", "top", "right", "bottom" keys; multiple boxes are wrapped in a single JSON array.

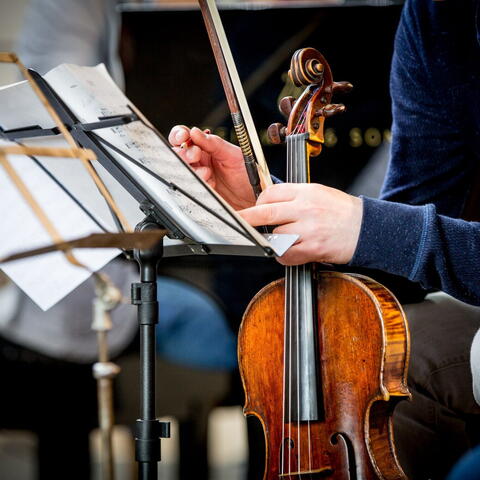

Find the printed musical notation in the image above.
[
  {"left": 46, "top": 64, "right": 258, "bottom": 246},
  {"left": 0, "top": 63, "right": 293, "bottom": 310}
]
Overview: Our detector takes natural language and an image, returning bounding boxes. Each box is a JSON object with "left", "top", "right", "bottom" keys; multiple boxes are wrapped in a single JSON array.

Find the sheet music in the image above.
[
  {"left": 0, "top": 79, "right": 138, "bottom": 310},
  {"left": 0, "top": 139, "right": 119, "bottom": 310},
  {"left": 45, "top": 64, "right": 265, "bottom": 246},
  {"left": 0, "top": 63, "right": 297, "bottom": 310}
]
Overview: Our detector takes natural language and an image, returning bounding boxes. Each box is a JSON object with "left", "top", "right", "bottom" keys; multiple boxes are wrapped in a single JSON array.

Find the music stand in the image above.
[{"left": 0, "top": 57, "right": 294, "bottom": 480}]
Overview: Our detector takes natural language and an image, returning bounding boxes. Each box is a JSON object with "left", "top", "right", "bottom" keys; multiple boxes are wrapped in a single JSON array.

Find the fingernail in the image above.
[
  {"left": 175, "top": 129, "right": 186, "bottom": 142},
  {"left": 192, "top": 126, "right": 206, "bottom": 138}
]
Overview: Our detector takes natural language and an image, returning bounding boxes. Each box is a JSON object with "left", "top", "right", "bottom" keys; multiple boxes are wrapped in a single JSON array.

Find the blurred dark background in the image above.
[{"left": 121, "top": 2, "right": 402, "bottom": 188}]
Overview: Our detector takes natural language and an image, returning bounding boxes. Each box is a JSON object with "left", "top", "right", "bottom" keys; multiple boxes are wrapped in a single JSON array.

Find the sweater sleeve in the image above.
[
  {"left": 352, "top": 197, "right": 480, "bottom": 305},
  {"left": 350, "top": 0, "right": 480, "bottom": 305}
]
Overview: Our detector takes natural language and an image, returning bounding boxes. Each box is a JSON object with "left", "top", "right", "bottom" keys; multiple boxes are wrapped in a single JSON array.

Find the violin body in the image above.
[{"left": 239, "top": 271, "right": 409, "bottom": 480}]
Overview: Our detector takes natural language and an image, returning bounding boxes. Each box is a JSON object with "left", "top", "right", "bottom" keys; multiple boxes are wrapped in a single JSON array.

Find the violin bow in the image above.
[{"left": 198, "top": 0, "right": 272, "bottom": 198}]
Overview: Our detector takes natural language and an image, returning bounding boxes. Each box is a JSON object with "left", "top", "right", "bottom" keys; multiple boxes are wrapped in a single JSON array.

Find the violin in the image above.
[{"left": 238, "top": 48, "right": 410, "bottom": 480}]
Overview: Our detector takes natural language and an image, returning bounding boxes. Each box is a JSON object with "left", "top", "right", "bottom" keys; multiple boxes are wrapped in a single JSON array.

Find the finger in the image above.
[
  {"left": 276, "top": 243, "right": 309, "bottom": 266},
  {"left": 272, "top": 223, "right": 302, "bottom": 239},
  {"left": 190, "top": 127, "right": 240, "bottom": 159},
  {"left": 194, "top": 165, "right": 213, "bottom": 183},
  {"left": 206, "top": 177, "right": 216, "bottom": 188},
  {"left": 238, "top": 202, "right": 297, "bottom": 226},
  {"left": 256, "top": 183, "right": 304, "bottom": 206},
  {"left": 169, "top": 125, "right": 190, "bottom": 146},
  {"left": 185, "top": 145, "right": 204, "bottom": 165},
  {"left": 172, "top": 146, "right": 195, "bottom": 166},
  {"left": 173, "top": 144, "right": 202, "bottom": 167},
  {"left": 172, "top": 145, "right": 188, "bottom": 158}
]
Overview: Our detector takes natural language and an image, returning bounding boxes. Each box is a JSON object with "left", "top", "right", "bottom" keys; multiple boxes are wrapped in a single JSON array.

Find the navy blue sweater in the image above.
[{"left": 350, "top": 0, "right": 480, "bottom": 305}]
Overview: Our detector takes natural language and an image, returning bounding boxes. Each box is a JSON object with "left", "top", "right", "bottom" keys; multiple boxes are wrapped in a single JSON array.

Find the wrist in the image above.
[{"left": 336, "top": 194, "right": 363, "bottom": 264}]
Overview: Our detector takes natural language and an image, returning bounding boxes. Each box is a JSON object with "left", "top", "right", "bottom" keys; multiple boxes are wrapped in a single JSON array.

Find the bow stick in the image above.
[{"left": 198, "top": 0, "right": 272, "bottom": 198}]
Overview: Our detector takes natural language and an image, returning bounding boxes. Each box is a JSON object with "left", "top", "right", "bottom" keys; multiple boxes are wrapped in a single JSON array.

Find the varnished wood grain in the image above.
[{"left": 238, "top": 271, "right": 409, "bottom": 480}]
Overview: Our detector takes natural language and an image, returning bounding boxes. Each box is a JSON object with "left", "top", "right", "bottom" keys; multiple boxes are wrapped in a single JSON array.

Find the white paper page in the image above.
[
  {"left": 44, "top": 64, "right": 267, "bottom": 247},
  {"left": 20, "top": 136, "right": 145, "bottom": 232},
  {"left": 0, "top": 79, "right": 143, "bottom": 232},
  {"left": 0, "top": 79, "right": 54, "bottom": 131},
  {"left": 0, "top": 141, "right": 119, "bottom": 310}
]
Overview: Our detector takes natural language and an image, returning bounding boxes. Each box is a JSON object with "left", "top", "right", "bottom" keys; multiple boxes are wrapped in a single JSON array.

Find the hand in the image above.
[
  {"left": 169, "top": 125, "right": 256, "bottom": 210},
  {"left": 238, "top": 183, "right": 363, "bottom": 266}
]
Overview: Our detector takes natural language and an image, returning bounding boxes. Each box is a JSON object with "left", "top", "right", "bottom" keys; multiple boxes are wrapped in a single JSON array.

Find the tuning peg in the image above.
[
  {"left": 278, "top": 96, "right": 296, "bottom": 119},
  {"left": 332, "top": 81, "right": 353, "bottom": 94},
  {"left": 315, "top": 104, "right": 346, "bottom": 118},
  {"left": 267, "top": 123, "right": 287, "bottom": 144}
]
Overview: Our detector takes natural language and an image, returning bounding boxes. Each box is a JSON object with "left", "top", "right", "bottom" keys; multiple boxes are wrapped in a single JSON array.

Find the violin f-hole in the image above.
[{"left": 331, "top": 432, "right": 358, "bottom": 480}]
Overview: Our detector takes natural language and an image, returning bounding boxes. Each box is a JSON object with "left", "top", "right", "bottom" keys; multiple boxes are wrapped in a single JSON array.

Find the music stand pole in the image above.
[{"left": 132, "top": 217, "right": 170, "bottom": 480}]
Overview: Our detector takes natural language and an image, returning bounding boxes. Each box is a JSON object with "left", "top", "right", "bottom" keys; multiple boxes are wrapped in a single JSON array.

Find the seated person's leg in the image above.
[
  {"left": 447, "top": 443, "right": 480, "bottom": 480},
  {"left": 393, "top": 292, "right": 480, "bottom": 479},
  {"left": 153, "top": 277, "right": 238, "bottom": 480},
  {"left": 156, "top": 276, "right": 237, "bottom": 370}
]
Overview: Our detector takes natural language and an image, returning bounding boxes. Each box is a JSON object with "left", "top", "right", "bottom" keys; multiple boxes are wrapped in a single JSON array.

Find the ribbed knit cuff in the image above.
[
  {"left": 349, "top": 196, "right": 430, "bottom": 281},
  {"left": 271, "top": 175, "right": 283, "bottom": 184}
]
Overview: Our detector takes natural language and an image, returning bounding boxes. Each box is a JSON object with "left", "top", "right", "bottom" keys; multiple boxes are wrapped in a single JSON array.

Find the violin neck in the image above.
[
  {"left": 283, "top": 134, "right": 323, "bottom": 423},
  {"left": 286, "top": 133, "right": 309, "bottom": 184}
]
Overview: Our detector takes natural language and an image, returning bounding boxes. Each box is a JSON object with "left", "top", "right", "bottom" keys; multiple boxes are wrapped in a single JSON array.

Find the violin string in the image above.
[
  {"left": 282, "top": 137, "right": 287, "bottom": 478},
  {"left": 302, "top": 133, "right": 314, "bottom": 480},
  {"left": 281, "top": 260, "right": 286, "bottom": 479},
  {"left": 293, "top": 104, "right": 309, "bottom": 135},
  {"left": 299, "top": 137, "right": 308, "bottom": 476},
  {"left": 296, "top": 261, "right": 301, "bottom": 479},
  {"left": 294, "top": 137, "right": 303, "bottom": 478},
  {"left": 300, "top": 135, "right": 314, "bottom": 478},
  {"left": 293, "top": 108, "right": 305, "bottom": 135},
  {"left": 288, "top": 136, "right": 293, "bottom": 478},
  {"left": 296, "top": 135, "right": 302, "bottom": 478},
  {"left": 284, "top": 134, "right": 291, "bottom": 477},
  {"left": 306, "top": 263, "right": 313, "bottom": 480},
  {"left": 300, "top": 107, "right": 308, "bottom": 134}
]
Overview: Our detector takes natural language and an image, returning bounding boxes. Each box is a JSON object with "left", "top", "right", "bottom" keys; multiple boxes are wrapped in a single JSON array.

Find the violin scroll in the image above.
[
  {"left": 288, "top": 47, "right": 326, "bottom": 87},
  {"left": 268, "top": 48, "right": 351, "bottom": 157}
]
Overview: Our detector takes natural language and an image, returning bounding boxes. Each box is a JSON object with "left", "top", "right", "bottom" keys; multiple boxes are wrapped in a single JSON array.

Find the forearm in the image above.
[{"left": 350, "top": 197, "right": 480, "bottom": 306}]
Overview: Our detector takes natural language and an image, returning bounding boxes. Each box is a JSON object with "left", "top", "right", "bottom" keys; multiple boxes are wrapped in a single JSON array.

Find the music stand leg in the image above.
[
  {"left": 132, "top": 218, "right": 170, "bottom": 480},
  {"left": 93, "top": 331, "right": 119, "bottom": 480},
  {"left": 92, "top": 274, "right": 123, "bottom": 480}
]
